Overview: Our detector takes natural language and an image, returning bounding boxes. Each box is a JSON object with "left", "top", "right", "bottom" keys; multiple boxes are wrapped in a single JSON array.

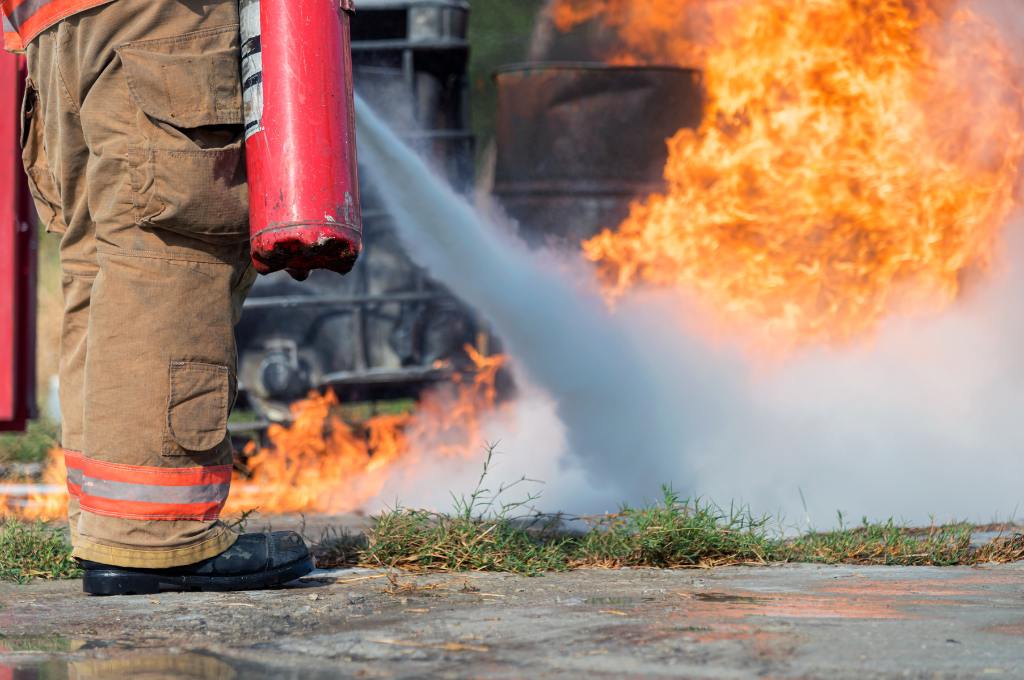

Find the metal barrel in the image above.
[{"left": 493, "top": 63, "right": 704, "bottom": 248}]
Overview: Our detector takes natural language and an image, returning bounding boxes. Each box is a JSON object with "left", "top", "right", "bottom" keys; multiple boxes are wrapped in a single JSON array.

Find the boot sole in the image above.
[{"left": 83, "top": 557, "right": 315, "bottom": 596}]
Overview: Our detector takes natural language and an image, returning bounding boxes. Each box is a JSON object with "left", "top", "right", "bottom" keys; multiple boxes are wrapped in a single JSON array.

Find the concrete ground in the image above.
[{"left": 2, "top": 561, "right": 1024, "bottom": 679}]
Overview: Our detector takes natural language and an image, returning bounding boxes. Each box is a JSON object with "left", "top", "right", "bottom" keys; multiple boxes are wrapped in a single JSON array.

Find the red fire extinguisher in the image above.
[{"left": 241, "top": 0, "right": 362, "bottom": 281}]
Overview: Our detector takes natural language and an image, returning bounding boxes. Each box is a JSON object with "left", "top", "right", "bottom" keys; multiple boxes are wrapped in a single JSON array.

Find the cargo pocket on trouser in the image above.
[
  {"left": 20, "top": 79, "right": 62, "bottom": 233},
  {"left": 166, "top": 361, "right": 230, "bottom": 454},
  {"left": 117, "top": 25, "right": 249, "bottom": 243}
]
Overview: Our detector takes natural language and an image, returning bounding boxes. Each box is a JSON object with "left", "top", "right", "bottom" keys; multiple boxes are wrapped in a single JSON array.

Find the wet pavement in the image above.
[{"left": 2, "top": 562, "right": 1023, "bottom": 678}]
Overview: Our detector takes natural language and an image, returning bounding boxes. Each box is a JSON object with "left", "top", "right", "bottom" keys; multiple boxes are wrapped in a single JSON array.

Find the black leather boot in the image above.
[{"left": 81, "top": 531, "right": 315, "bottom": 595}]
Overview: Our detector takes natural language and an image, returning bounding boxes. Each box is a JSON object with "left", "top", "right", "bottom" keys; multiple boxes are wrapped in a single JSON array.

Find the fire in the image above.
[
  {"left": 0, "top": 448, "right": 68, "bottom": 521},
  {"left": 560, "top": 0, "right": 1024, "bottom": 346},
  {"left": 4, "top": 348, "right": 506, "bottom": 520},
  {"left": 225, "top": 347, "right": 507, "bottom": 515},
  {"left": 551, "top": 0, "right": 706, "bottom": 66}
]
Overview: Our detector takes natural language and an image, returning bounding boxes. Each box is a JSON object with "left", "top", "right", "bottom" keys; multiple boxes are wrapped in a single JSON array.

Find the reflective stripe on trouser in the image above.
[
  {"left": 80, "top": 460, "right": 232, "bottom": 521},
  {"left": 64, "top": 450, "right": 230, "bottom": 521},
  {"left": 24, "top": 0, "right": 255, "bottom": 568}
]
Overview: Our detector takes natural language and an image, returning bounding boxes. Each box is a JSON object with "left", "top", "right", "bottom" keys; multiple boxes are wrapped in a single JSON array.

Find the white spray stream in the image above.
[
  {"left": 356, "top": 95, "right": 1024, "bottom": 527},
  {"left": 354, "top": 96, "right": 745, "bottom": 515}
]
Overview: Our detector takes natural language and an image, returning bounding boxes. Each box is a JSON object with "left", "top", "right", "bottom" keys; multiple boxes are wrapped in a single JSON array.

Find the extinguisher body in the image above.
[{"left": 240, "top": 0, "right": 362, "bottom": 279}]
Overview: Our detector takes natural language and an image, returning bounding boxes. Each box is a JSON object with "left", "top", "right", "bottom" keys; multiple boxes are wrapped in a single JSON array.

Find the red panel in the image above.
[{"left": 0, "top": 51, "right": 37, "bottom": 432}]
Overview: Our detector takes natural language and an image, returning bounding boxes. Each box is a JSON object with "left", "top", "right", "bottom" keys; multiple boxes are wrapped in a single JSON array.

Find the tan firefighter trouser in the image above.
[{"left": 21, "top": 0, "right": 256, "bottom": 568}]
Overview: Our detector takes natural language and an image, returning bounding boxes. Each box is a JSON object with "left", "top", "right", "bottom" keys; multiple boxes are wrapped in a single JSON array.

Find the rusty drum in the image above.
[{"left": 493, "top": 63, "right": 703, "bottom": 248}]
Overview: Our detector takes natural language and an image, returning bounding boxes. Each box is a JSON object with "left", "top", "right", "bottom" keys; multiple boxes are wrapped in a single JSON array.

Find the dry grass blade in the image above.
[{"left": 975, "top": 534, "right": 1024, "bottom": 564}]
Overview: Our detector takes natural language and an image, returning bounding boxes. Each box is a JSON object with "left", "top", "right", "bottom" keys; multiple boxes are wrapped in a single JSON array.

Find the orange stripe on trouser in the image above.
[{"left": 64, "top": 450, "right": 231, "bottom": 521}]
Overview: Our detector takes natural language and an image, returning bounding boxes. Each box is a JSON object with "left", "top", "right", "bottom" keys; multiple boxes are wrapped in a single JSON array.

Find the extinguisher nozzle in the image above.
[{"left": 250, "top": 224, "right": 362, "bottom": 279}]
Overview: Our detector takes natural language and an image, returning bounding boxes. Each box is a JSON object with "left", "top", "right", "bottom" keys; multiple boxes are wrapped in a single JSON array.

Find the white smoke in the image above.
[
  {"left": 356, "top": 96, "right": 745, "bottom": 515},
  {"left": 700, "top": 237, "right": 1024, "bottom": 528},
  {"left": 355, "top": 0, "right": 1024, "bottom": 527}
]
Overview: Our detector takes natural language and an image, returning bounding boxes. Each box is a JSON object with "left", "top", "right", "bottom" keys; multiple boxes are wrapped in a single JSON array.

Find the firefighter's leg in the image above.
[
  {"left": 20, "top": 1, "right": 310, "bottom": 591},
  {"left": 21, "top": 0, "right": 296, "bottom": 583},
  {"left": 51, "top": 0, "right": 247, "bottom": 567},
  {"left": 23, "top": 29, "right": 97, "bottom": 537}
]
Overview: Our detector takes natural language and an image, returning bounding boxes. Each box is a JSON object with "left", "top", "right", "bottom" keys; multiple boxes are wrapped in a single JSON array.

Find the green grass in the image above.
[
  {"left": 0, "top": 519, "right": 80, "bottom": 583},
  {"left": 0, "top": 417, "right": 59, "bottom": 465},
  {"left": 361, "top": 446, "right": 570, "bottom": 575},
  {"left": 780, "top": 517, "right": 975, "bottom": 566},
  {"left": 4, "top": 447, "right": 1024, "bottom": 583},
  {"left": 35, "top": 222, "right": 63, "bottom": 398},
  {"left": 338, "top": 399, "right": 417, "bottom": 423},
  {"left": 357, "top": 505, "right": 1021, "bottom": 575},
  {"left": 364, "top": 508, "right": 569, "bottom": 575},
  {"left": 320, "top": 447, "right": 1024, "bottom": 575},
  {"left": 568, "top": 489, "right": 775, "bottom": 569}
]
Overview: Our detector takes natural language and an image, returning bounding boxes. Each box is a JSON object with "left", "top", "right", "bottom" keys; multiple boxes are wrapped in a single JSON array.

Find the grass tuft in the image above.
[
  {"left": 0, "top": 519, "right": 80, "bottom": 583},
  {"left": 362, "top": 445, "right": 569, "bottom": 575},
  {"left": 568, "top": 488, "right": 774, "bottom": 568},
  {"left": 365, "top": 508, "right": 569, "bottom": 575},
  {"left": 357, "top": 456, "right": 1023, "bottom": 573},
  {"left": 975, "top": 533, "right": 1024, "bottom": 564},
  {"left": 780, "top": 516, "right": 975, "bottom": 566}
]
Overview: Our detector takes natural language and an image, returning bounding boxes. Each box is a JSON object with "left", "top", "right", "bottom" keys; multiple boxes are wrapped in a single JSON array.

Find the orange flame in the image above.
[
  {"left": 551, "top": 0, "right": 707, "bottom": 66},
  {"left": 0, "top": 448, "right": 68, "bottom": 521},
  {"left": 558, "top": 0, "right": 1024, "bottom": 346},
  {"left": 225, "top": 347, "right": 507, "bottom": 515},
  {"left": 4, "top": 349, "right": 506, "bottom": 521}
]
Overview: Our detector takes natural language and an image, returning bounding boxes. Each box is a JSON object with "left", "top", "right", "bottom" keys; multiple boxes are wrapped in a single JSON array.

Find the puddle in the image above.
[
  {"left": 0, "top": 658, "right": 70, "bottom": 679},
  {"left": 0, "top": 650, "right": 331, "bottom": 680},
  {"left": 690, "top": 593, "right": 769, "bottom": 605}
]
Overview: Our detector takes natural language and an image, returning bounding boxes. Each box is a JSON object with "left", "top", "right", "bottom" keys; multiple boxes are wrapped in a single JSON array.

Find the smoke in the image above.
[
  {"left": 733, "top": 236, "right": 1024, "bottom": 527},
  {"left": 357, "top": 95, "right": 746, "bottom": 516},
  {"left": 975, "top": 0, "right": 1024, "bottom": 39},
  {"left": 355, "top": 0, "right": 1024, "bottom": 527}
]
